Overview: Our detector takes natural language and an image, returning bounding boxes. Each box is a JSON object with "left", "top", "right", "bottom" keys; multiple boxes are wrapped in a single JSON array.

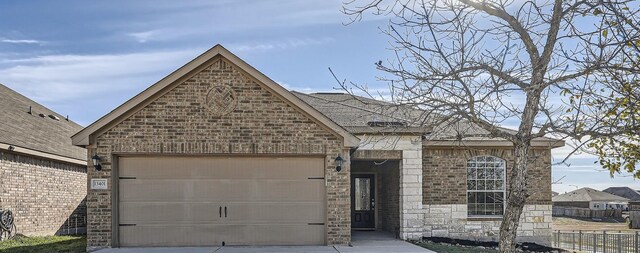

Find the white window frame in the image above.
[{"left": 466, "top": 155, "right": 506, "bottom": 218}]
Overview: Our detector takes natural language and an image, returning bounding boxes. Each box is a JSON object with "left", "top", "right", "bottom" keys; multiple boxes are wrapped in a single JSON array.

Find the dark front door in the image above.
[{"left": 351, "top": 174, "right": 375, "bottom": 229}]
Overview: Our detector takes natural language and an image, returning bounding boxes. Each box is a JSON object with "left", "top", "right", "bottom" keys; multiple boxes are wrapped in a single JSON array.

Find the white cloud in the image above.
[
  {"left": 0, "top": 35, "right": 339, "bottom": 125},
  {"left": 127, "top": 30, "right": 157, "bottom": 43},
  {"left": 0, "top": 48, "right": 202, "bottom": 104},
  {"left": 555, "top": 165, "right": 605, "bottom": 172},
  {"left": 276, "top": 80, "right": 336, "bottom": 94},
  {"left": 98, "top": 1, "right": 366, "bottom": 43},
  {"left": 551, "top": 139, "right": 598, "bottom": 161},
  {"left": 1, "top": 38, "right": 44, "bottom": 45},
  {"left": 229, "top": 37, "right": 336, "bottom": 53}
]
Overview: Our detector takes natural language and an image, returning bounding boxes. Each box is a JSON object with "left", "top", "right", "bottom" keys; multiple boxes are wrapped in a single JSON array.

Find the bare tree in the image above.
[{"left": 340, "top": 0, "right": 640, "bottom": 252}]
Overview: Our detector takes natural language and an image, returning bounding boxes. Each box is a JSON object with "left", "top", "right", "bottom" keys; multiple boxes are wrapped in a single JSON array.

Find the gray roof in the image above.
[
  {"left": 603, "top": 187, "right": 640, "bottom": 201},
  {"left": 0, "top": 84, "right": 85, "bottom": 160},
  {"left": 553, "top": 187, "right": 630, "bottom": 202},
  {"left": 294, "top": 92, "right": 562, "bottom": 146},
  {"left": 293, "top": 92, "right": 431, "bottom": 134}
]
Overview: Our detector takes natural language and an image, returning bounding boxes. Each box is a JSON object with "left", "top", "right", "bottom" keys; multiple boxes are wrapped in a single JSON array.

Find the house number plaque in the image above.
[{"left": 91, "top": 179, "right": 108, "bottom": 190}]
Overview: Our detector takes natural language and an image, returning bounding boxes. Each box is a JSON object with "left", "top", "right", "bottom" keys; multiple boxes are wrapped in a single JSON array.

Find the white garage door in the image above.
[{"left": 117, "top": 156, "right": 326, "bottom": 247}]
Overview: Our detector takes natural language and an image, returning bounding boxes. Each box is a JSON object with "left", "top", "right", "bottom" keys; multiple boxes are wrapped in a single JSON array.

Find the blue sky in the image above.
[{"left": 0, "top": 0, "right": 636, "bottom": 193}]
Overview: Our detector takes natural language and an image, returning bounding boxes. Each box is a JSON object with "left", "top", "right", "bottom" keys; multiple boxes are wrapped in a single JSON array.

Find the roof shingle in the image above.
[
  {"left": 553, "top": 187, "right": 629, "bottom": 202},
  {"left": 0, "top": 84, "right": 85, "bottom": 160},
  {"left": 603, "top": 187, "right": 640, "bottom": 201},
  {"left": 293, "top": 91, "right": 431, "bottom": 134},
  {"left": 294, "top": 92, "right": 563, "bottom": 147}
]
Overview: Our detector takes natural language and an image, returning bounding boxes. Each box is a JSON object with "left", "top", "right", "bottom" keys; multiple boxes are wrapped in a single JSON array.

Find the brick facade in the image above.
[
  {"left": 87, "top": 57, "right": 350, "bottom": 250},
  {"left": 421, "top": 146, "right": 553, "bottom": 245},
  {"left": 0, "top": 151, "right": 87, "bottom": 236},
  {"left": 422, "top": 147, "right": 552, "bottom": 205}
]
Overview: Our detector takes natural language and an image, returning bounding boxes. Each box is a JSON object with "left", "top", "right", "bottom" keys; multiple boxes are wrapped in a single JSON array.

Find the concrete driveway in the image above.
[{"left": 95, "top": 231, "right": 434, "bottom": 253}]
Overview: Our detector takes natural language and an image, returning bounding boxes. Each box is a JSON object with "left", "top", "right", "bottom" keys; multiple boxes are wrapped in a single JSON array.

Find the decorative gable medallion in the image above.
[{"left": 203, "top": 85, "right": 237, "bottom": 117}]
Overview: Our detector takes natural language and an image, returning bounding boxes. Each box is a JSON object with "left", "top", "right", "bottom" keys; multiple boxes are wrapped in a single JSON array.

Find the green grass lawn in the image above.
[
  {"left": 0, "top": 235, "right": 86, "bottom": 253},
  {"left": 415, "top": 241, "right": 498, "bottom": 253}
]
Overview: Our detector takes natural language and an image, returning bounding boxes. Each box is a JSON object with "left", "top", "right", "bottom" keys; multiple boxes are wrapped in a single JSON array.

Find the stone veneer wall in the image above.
[
  {"left": 0, "top": 151, "right": 87, "bottom": 236},
  {"left": 87, "top": 57, "right": 349, "bottom": 250},
  {"left": 422, "top": 147, "right": 553, "bottom": 245},
  {"left": 422, "top": 204, "right": 552, "bottom": 245},
  {"left": 358, "top": 135, "right": 423, "bottom": 240}
]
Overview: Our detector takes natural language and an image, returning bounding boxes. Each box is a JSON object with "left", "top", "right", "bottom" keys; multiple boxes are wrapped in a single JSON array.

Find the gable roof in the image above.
[
  {"left": 0, "top": 84, "right": 86, "bottom": 163},
  {"left": 553, "top": 187, "right": 629, "bottom": 202},
  {"left": 603, "top": 187, "right": 640, "bottom": 201},
  {"left": 72, "top": 45, "right": 360, "bottom": 148}
]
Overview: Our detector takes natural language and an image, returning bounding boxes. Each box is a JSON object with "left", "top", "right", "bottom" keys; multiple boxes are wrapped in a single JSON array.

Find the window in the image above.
[{"left": 467, "top": 156, "right": 506, "bottom": 217}]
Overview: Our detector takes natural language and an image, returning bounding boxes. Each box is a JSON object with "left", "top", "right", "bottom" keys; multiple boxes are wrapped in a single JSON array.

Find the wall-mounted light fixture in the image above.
[
  {"left": 335, "top": 154, "right": 344, "bottom": 172},
  {"left": 92, "top": 154, "right": 102, "bottom": 171}
]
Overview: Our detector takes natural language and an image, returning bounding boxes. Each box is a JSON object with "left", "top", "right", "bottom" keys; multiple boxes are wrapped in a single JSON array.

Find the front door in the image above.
[{"left": 351, "top": 174, "right": 375, "bottom": 229}]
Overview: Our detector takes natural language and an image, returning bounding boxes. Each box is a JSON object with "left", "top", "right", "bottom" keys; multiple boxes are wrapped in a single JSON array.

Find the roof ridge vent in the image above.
[
  {"left": 367, "top": 121, "right": 406, "bottom": 127},
  {"left": 48, "top": 114, "right": 60, "bottom": 121}
]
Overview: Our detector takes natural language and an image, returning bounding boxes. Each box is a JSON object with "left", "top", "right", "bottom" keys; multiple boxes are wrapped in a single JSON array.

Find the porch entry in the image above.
[
  {"left": 351, "top": 174, "right": 376, "bottom": 229},
  {"left": 350, "top": 160, "right": 400, "bottom": 233}
]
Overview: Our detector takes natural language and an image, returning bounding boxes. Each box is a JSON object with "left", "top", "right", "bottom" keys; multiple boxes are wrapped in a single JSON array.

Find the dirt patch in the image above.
[
  {"left": 422, "top": 237, "right": 569, "bottom": 253},
  {"left": 552, "top": 217, "right": 632, "bottom": 231}
]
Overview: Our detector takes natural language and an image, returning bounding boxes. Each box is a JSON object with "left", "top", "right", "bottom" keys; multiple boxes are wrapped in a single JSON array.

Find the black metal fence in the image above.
[{"left": 553, "top": 230, "right": 640, "bottom": 253}]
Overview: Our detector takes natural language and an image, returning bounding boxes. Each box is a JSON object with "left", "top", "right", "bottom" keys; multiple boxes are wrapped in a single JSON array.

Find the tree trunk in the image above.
[
  {"left": 498, "top": 141, "right": 530, "bottom": 253},
  {"left": 499, "top": 88, "right": 540, "bottom": 253}
]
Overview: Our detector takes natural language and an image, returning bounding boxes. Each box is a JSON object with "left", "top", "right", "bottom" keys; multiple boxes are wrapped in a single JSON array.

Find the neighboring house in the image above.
[
  {"left": 552, "top": 191, "right": 560, "bottom": 197},
  {"left": 553, "top": 188, "right": 629, "bottom": 210},
  {"left": 603, "top": 187, "right": 640, "bottom": 202},
  {"left": 72, "top": 45, "right": 564, "bottom": 251},
  {"left": 0, "top": 84, "right": 87, "bottom": 236}
]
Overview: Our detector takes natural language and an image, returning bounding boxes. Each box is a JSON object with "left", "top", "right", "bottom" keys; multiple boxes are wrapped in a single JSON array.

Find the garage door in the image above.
[{"left": 117, "top": 156, "right": 326, "bottom": 247}]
